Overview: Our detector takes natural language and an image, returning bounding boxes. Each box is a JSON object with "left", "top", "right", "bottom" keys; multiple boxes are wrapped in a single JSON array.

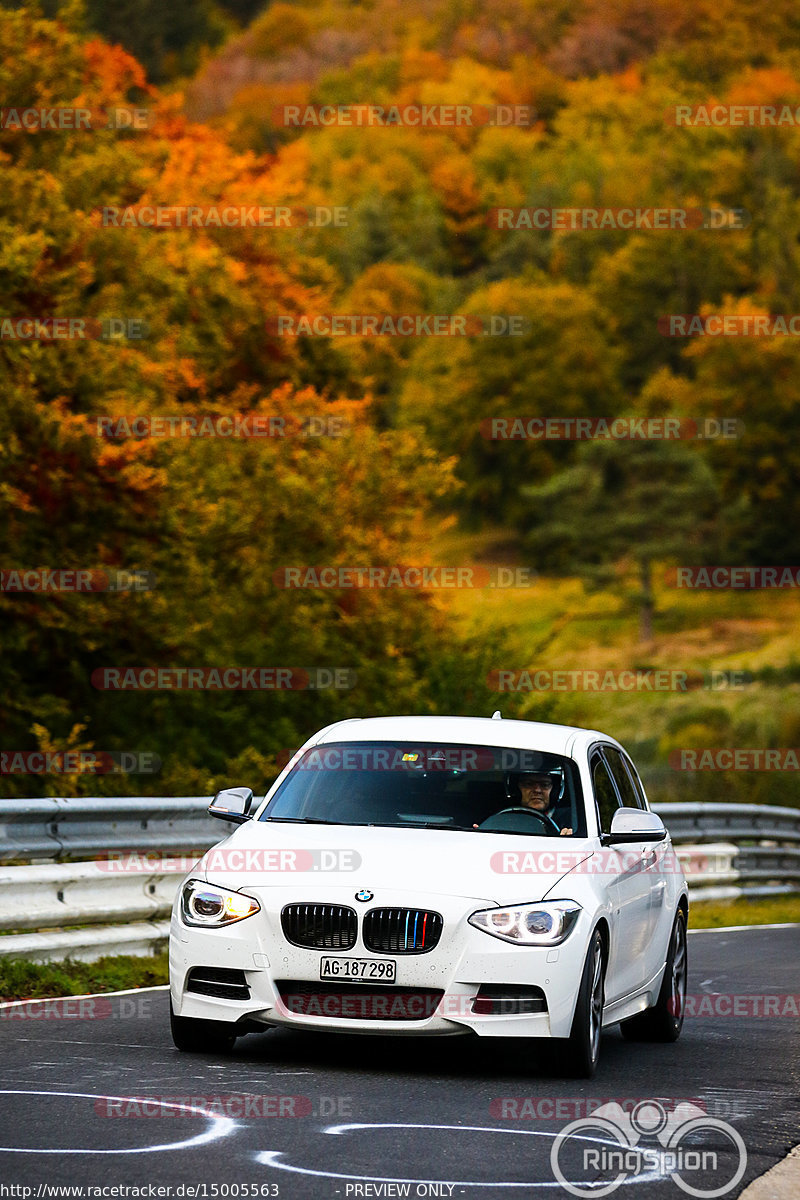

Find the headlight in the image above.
[
  {"left": 180, "top": 879, "right": 260, "bottom": 928},
  {"left": 469, "top": 900, "right": 580, "bottom": 946}
]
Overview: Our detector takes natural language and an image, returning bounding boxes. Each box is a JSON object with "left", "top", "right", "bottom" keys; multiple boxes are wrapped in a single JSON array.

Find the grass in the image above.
[
  {"left": 0, "top": 951, "right": 169, "bottom": 1001},
  {"left": 427, "top": 529, "right": 800, "bottom": 808},
  {"left": 688, "top": 893, "right": 800, "bottom": 928}
]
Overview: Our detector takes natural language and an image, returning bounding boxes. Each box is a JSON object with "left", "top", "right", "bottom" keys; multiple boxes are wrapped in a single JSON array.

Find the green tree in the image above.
[
  {"left": 397, "top": 277, "right": 622, "bottom": 528},
  {"left": 522, "top": 437, "right": 720, "bottom": 641}
]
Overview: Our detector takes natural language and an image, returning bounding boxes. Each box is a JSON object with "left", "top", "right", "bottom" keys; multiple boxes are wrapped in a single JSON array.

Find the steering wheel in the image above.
[{"left": 478, "top": 807, "right": 561, "bottom": 836}]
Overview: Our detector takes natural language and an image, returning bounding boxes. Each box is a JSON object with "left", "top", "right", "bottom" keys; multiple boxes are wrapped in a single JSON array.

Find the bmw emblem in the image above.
[{"left": 355, "top": 889, "right": 373, "bottom": 902}]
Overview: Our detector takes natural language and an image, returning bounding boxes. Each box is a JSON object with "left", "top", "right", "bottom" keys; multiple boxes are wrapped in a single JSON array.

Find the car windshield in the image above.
[{"left": 260, "top": 741, "right": 586, "bottom": 836}]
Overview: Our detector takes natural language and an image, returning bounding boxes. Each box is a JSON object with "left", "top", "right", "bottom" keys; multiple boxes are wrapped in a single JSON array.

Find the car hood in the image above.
[{"left": 196, "top": 820, "right": 594, "bottom": 905}]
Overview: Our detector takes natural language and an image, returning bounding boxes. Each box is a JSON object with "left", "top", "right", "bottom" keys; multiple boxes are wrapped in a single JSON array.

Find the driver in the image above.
[{"left": 516, "top": 771, "right": 573, "bottom": 836}]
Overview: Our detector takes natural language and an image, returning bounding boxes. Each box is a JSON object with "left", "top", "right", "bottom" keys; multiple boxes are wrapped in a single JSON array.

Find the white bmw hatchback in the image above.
[{"left": 169, "top": 715, "right": 688, "bottom": 1077}]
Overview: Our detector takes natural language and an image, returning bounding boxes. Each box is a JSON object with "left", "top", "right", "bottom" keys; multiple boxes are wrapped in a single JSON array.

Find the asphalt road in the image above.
[{"left": 0, "top": 925, "right": 798, "bottom": 1199}]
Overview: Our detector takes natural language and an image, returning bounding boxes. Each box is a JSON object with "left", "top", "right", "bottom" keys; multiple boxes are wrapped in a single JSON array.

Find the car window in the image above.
[
  {"left": 603, "top": 746, "right": 645, "bottom": 811},
  {"left": 592, "top": 753, "right": 621, "bottom": 835},
  {"left": 260, "top": 741, "right": 587, "bottom": 836},
  {"left": 619, "top": 751, "right": 649, "bottom": 809}
]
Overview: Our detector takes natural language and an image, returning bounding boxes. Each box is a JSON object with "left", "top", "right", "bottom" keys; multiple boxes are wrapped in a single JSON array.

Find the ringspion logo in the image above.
[{"left": 551, "top": 1101, "right": 746, "bottom": 1198}]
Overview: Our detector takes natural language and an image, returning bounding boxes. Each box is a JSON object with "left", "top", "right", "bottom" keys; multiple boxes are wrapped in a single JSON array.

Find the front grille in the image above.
[
  {"left": 281, "top": 903, "right": 358, "bottom": 950},
  {"left": 362, "top": 907, "right": 443, "bottom": 954},
  {"left": 187, "top": 967, "right": 250, "bottom": 1000},
  {"left": 277, "top": 980, "right": 443, "bottom": 1020},
  {"left": 471, "top": 984, "right": 547, "bottom": 1015}
]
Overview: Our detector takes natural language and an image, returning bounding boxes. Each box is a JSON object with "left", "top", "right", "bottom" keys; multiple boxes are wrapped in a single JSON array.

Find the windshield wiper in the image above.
[
  {"left": 263, "top": 817, "right": 354, "bottom": 825},
  {"left": 367, "top": 821, "right": 474, "bottom": 830}
]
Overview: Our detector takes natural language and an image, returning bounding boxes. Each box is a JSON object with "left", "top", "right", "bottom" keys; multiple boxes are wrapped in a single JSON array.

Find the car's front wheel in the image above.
[
  {"left": 169, "top": 999, "right": 238, "bottom": 1053},
  {"left": 619, "top": 906, "right": 687, "bottom": 1043},
  {"left": 561, "top": 927, "right": 605, "bottom": 1078}
]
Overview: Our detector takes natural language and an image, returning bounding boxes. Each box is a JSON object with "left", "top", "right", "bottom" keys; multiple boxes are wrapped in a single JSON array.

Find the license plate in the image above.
[{"left": 320, "top": 957, "right": 396, "bottom": 983}]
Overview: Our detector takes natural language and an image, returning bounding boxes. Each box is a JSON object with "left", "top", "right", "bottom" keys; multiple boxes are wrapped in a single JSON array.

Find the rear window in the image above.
[{"left": 260, "top": 742, "right": 587, "bottom": 836}]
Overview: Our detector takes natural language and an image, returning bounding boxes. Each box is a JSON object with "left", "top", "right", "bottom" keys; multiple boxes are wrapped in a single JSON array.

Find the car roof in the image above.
[{"left": 308, "top": 715, "right": 623, "bottom": 760}]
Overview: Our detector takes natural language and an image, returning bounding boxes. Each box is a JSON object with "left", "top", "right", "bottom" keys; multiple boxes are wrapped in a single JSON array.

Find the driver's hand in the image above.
[{"left": 559, "top": 827, "right": 573, "bottom": 836}]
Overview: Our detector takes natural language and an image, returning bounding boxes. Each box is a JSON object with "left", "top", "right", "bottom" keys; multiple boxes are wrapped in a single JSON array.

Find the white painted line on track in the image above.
[
  {"left": 0, "top": 1089, "right": 236, "bottom": 1154},
  {"left": 0, "top": 984, "right": 168, "bottom": 1010},
  {"left": 689, "top": 922, "right": 800, "bottom": 933}
]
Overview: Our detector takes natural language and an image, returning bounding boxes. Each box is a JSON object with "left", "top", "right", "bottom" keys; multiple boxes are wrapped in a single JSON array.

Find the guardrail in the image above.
[
  {"left": 0, "top": 797, "right": 798, "bottom": 961},
  {"left": 0, "top": 796, "right": 220, "bottom": 862}
]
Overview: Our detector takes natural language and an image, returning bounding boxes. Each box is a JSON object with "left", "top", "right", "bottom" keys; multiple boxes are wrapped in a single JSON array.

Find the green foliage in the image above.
[
  {"left": 688, "top": 894, "right": 800, "bottom": 927},
  {"left": 0, "top": 952, "right": 169, "bottom": 1000},
  {"left": 522, "top": 438, "right": 720, "bottom": 639}
]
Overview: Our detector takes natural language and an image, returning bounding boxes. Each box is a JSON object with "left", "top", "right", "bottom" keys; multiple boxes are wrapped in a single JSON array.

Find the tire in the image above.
[
  {"left": 561, "top": 927, "right": 606, "bottom": 1078},
  {"left": 169, "top": 999, "right": 238, "bottom": 1053},
  {"left": 619, "top": 907, "right": 687, "bottom": 1043}
]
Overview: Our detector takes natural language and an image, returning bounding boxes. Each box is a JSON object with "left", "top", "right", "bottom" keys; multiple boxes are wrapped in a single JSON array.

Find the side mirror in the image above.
[
  {"left": 602, "top": 807, "right": 667, "bottom": 845},
  {"left": 209, "top": 786, "right": 254, "bottom": 824}
]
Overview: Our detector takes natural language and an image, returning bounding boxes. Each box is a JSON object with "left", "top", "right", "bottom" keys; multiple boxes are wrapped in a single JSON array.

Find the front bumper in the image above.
[{"left": 170, "top": 885, "right": 590, "bottom": 1039}]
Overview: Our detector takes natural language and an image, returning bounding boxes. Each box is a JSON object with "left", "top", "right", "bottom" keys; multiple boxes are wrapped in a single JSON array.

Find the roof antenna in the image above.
[{"left": 491, "top": 710, "right": 502, "bottom": 720}]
